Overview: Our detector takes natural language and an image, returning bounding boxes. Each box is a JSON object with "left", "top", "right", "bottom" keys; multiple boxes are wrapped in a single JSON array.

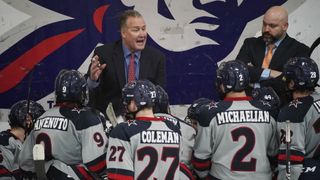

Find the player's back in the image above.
[
  {"left": 107, "top": 117, "right": 181, "bottom": 180},
  {"left": 194, "top": 99, "right": 277, "bottom": 180},
  {"left": 19, "top": 106, "right": 107, "bottom": 172},
  {"left": 304, "top": 92, "right": 320, "bottom": 158},
  {"left": 277, "top": 92, "right": 320, "bottom": 179}
]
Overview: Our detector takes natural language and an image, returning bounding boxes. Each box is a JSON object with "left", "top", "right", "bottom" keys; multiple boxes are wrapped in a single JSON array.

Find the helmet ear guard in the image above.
[{"left": 283, "top": 57, "right": 319, "bottom": 91}]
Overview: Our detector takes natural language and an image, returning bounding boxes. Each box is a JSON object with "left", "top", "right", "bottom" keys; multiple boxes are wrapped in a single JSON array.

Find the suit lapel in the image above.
[
  {"left": 113, "top": 42, "right": 126, "bottom": 88},
  {"left": 256, "top": 38, "right": 266, "bottom": 67},
  {"left": 270, "top": 35, "right": 291, "bottom": 67},
  {"left": 139, "top": 49, "right": 149, "bottom": 79}
]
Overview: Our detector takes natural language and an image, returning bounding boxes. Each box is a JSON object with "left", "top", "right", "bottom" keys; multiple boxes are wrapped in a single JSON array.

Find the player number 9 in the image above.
[{"left": 93, "top": 132, "right": 104, "bottom": 147}]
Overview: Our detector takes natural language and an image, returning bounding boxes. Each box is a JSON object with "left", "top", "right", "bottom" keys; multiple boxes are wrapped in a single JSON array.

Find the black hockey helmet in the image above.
[
  {"left": 252, "top": 87, "right": 280, "bottom": 108},
  {"left": 283, "top": 57, "right": 319, "bottom": 91},
  {"left": 55, "top": 69, "right": 88, "bottom": 105},
  {"left": 153, "top": 85, "right": 169, "bottom": 113},
  {"left": 122, "top": 80, "right": 157, "bottom": 111},
  {"left": 8, "top": 100, "right": 45, "bottom": 128},
  {"left": 216, "top": 60, "right": 250, "bottom": 93},
  {"left": 187, "top": 98, "right": 211, "bottom": 121}
]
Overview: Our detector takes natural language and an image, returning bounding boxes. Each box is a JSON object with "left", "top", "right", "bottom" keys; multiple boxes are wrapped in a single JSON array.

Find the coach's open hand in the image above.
[{"left": 89, "top": 55, "right": 107, "bottom": 81}]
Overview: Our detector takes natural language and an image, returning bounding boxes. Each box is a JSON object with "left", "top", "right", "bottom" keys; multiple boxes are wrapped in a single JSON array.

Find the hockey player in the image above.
[
  {"left": 19, "top": 69, "right": 108, "bottom": 179},
  {"left": 192, "top": 60, "right": 278, "bottom": 180},
  {"left": 277, "top": 57, "right": 320, "bottom": 180},
  {"left": 0, "top": 100, "right": 44, "bottom": 179},
  {"left": 153, "top": 85, "right": 195, "bottom": 179},
  {"left": 106, "top": 80, "right": 181, "bottom": 179}
]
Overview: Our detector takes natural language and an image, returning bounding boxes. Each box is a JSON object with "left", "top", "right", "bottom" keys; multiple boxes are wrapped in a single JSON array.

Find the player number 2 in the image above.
[{"left": 231, "top": 127, "right": 256, "bottom": 171}]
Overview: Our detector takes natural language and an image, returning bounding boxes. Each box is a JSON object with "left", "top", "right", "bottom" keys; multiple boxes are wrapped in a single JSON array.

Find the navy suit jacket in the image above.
[
  {"left": 87, "top": 40, "right": 166, "bottom": 116},
  {"left": 236, "top": 34, "right": 310, "bottom": 106}
]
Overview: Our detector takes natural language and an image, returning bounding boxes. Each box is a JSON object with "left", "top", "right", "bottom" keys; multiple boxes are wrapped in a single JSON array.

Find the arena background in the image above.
[{"left": 1, "top": 0, "right": 320, "bottom": 130}]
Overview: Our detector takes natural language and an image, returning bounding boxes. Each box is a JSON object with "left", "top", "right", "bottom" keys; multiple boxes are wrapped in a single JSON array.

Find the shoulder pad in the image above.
[{"left": 278, "top": 96, "right": 313, "bottom": 123}]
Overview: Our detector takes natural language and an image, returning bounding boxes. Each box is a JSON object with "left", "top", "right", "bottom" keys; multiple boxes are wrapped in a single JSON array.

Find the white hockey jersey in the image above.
[
  {"left": 0, "top": 130, "right": 23, "bottom": 179},
  {"left": 19, "top": 106, "right": 108, "bottom": 178},
  {"left": 192, "top": 97, "right": 278, "bottom": 180},
  {"left": 106, "top": 116, "right": 182, "bottom": 179},
  {"left": 277, "top": 92, "right": 320, "bottom": 180}
]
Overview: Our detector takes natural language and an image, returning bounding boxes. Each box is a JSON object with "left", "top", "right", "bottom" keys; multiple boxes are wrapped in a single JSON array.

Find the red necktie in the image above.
[
  {"left": 128, "top": 53, "right": 135, "bottom": 82},
  {"left": 262, "top": 44, "right": 275, "bottom": 69}
]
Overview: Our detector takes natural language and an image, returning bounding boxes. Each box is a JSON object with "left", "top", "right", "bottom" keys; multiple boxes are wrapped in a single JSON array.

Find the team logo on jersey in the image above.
[
  {"left": 207, "top": 102, "right": 219, "bottom": 110},
  {"left": 216, "top": 110, "right": 270, "bottom": 125},
  {"left": 71, "top": 108, "right": 86, "bottom": 114},
  {"left": 141, "top": 130, "right": 180, "bottom": 144},
  {"left": 127, "top": 120, "right": 137, "bottom": 127},
  {"left": 289, "top": 99, "right": 303, "bottom": 108},
  {"left": 34, "top": 117, "right": 68, "bottom": 131}
]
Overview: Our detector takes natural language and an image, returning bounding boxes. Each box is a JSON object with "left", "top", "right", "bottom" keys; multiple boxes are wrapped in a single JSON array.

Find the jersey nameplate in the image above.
[
  {"left": 34, "top": 117, "right": 69, "bottom": 131},
  {"left": 217, "top": 110, "right": 270, "bottom": 125},
  {"left": 141, "top": 130, "right": 180, "bottom": 144}
]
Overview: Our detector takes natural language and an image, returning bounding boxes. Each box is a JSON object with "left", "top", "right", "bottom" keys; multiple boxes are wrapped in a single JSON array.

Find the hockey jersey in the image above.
[
  {"left": 154, "top": 113, "right": 196, "bottom": 179},
  {"left": 106, "top": 116, "right": 181, "bottom": 180},
  {"left": 19, "top": 106, "right": 108, "bottom": 178},
  {"left": 0, "top": 130, "right": 23, "bottom": 179},
  {"left": 277, "top": 92, "right": 320, "bottom": 180},
  {"left": 192, "top": 97, "right": 278, "bottom": 180}
]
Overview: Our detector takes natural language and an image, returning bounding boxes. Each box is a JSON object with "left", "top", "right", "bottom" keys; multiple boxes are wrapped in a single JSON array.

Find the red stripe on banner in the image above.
[
  {"left": 108, "top": 173, "right": 134, "bottom": 180},
  {"left": 93, "top": 4, "right": 110, "bottom": 33},
  {"left": 278, "top": 154, "right": 304, "bottom": 162},
  {"left": 77, "top": 166, "right": 94, "bottom": 180},
  {"left": 88, "top": 159, "right": 106, "bottom": 172},
  {"left": 0, "top": 28, "right": 85, "bottom": 93}
]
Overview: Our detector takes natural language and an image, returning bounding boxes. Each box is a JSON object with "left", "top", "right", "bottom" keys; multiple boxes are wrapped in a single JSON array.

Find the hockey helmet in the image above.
[
  {"left": 216, "top": 60, "right": 250, "bottom": 92},
  {"left": 252, "top": 87, "right": 280, "bottom": 108},
  {"left": 283, "top": 57, "right": 319, "bottom": 90},
  {"left": 187, "top": 98, "right": 211, "bottom": 121},
  {"left": 55, "top": 69, "right": 88, "bottom": 105},
  {"left": 8, "top": 100, "right": 45, "bottom": 128},
  {"left": 153, "top": 85, "right": 170, "bottom": 113},
  {"left": 122, "top": 80, "right": 157, "bottom": 111}
]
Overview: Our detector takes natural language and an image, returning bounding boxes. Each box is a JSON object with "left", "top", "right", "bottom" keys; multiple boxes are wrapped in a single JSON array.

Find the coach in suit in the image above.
[
  {"left": 236, "top": 6, "right": 309, "bottom": 106},
  {"left": 87, "top": 10, "right": 166, "bottom": 116}
]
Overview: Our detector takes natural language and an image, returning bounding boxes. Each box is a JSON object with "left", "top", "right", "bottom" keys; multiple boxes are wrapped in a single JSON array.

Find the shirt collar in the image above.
[
  {"left": 122, "top": 43, "right": 141, "bottom": 59},
  {"left": 267, "top": 34, "right": 286, "bottom": 48}
]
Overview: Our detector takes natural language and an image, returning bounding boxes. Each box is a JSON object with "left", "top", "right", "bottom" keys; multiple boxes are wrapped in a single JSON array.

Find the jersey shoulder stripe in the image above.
[
  {"left": 278, "top": 96, "right": 313, "bottom": 123},
  {"left": 109, "top": 120, "right": 151, "bottom": 141},
  {"left": 198, "top": 101, "right": 231, "bottom": 127},
  {"left": 59, "top": 107, "right": 104, "bottom": 130}
]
